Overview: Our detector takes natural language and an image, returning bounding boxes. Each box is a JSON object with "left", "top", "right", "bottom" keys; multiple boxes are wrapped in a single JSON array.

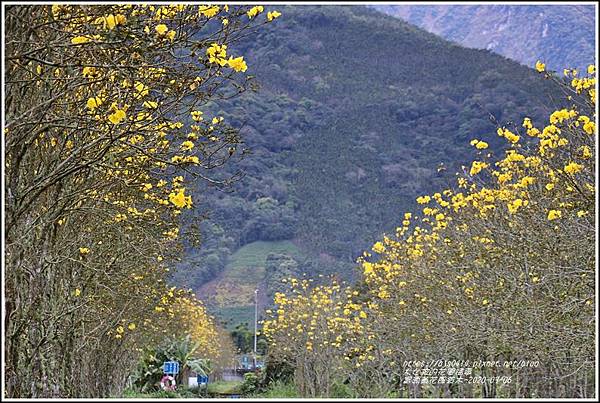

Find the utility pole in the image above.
[{"left": 253, "top": 288, "right": 258, "bottom": 370}]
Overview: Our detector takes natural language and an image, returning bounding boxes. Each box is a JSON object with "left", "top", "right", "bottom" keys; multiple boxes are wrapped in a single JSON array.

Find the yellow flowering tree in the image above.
[
  {"left": 262, "top": 277, "right": 367, "bottom": 397},
  {"left": 354, "top": 63, "right": 595, "bottom": 398},
  {"left": 4, "top": 4, "right": 280, "bottom": 397}
]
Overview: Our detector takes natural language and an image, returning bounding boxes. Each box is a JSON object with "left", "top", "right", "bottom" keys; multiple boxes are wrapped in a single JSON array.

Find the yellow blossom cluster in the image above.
[
  {"left": 351, "top": 63, "right": 596, "bottom": 396},
  {"left": 263, "top": 277, "right": 367, "bottom": 376}
]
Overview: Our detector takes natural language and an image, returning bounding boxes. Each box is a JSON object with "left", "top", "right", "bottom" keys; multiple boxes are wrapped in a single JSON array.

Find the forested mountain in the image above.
[
  {"left": 371, "top": 4, "right": 596, "bottom": 72},
  {"left": 170, "top": 5, "right": 565, "bottom": 328}
]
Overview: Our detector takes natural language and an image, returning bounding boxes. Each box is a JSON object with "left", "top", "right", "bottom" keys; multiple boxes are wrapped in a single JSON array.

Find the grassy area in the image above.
[
  {"left": 207, "top": 380, "right": 243, "bottom": 395},
  {"left": 253, "top": 381, "right": 299, "bottom": 398},
  {"left": 227, "top": 240, "right": 301, "bottom": 271},
  {"left": 121, "top": 382, "right": 244, "bottom": 398},
  {"left": 252, "top": 380, "right": 361, "bottom": 398},
  {"left": 120, "top": 387, "right": 205, "bottom": 398}
]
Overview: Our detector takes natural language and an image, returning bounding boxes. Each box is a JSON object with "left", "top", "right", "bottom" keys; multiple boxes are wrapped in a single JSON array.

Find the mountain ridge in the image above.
[{"left": 370, "top": 4, "right": 596, "bottom": 71}]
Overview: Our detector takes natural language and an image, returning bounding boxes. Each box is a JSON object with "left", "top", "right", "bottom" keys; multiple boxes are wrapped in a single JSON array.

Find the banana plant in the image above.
[{"left": 130, "top": 336, "right": 213, "bottom": 391}]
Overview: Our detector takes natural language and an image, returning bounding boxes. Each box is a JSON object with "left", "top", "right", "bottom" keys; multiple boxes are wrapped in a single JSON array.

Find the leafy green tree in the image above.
[{"left": 231, "top": 323, "right": 254, "bottom": 353}]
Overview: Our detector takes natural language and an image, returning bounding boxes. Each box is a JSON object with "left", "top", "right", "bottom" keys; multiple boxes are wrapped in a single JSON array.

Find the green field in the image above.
[
  {"left": 207, "top": 240, "right": 302, "bottom": 328},
  {"left": 207, "top": 380, "right": 243, "bottom": 396},
  {"left": 228, "top": 240, "right": 302, "bottom": 271}
]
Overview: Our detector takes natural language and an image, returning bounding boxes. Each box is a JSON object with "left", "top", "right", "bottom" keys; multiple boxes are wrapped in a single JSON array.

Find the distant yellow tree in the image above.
[{"left": 262, "top": 277, "right": 367, "bottom": 397}]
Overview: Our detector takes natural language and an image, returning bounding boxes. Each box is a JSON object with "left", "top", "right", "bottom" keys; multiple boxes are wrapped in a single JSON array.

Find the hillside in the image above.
[
  {"left": 197, "top": 240, "right": 303, "bottom": 330},
  {"left": 169, "top": 5, "right": 566, "bottom": 327},
  {"left": 371, "top": 4, "right": 596, "bottom": 72}
]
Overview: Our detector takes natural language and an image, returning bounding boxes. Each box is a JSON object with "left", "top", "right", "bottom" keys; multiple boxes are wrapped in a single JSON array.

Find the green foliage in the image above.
[
  {"left": 187, "top": 359, "right": 211, "bottom": 377},
  {"left": 230, "top": 323, "right": 254, "bottom": 353},
  {"left": 264, "top": 253, "right": 299, "bottom": 301},
  {"left": 330, "top": 381, "right": 354, "bottom": 398},
  {"left": 213, "top": 306, "right": 256, "bottom": 331},
  {"left": 131, "top": 336, "right": 211, "bottom": 393},
  {"left": 261, "top": 356, "right": 295, "bottom": 387},
  {"left": 241, "top": 372, "right": 260, "bottom": 395},
  {"left": 228, "top": 322, "right": 268, "bottom": 355},
  {"left": 170, "top": 223, "right": 232, "bottom": 290}
]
